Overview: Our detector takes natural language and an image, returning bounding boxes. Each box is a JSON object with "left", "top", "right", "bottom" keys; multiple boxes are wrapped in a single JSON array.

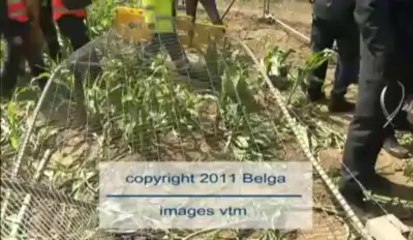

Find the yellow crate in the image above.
[
  {"left": 112, "top": 7, "right": 226, "bottom": 49},
  {"left": 113, "top": 7, "right": 153, "bottom": 42}
]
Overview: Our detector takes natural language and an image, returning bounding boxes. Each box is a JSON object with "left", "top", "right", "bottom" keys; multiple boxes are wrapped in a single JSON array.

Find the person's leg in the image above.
[
  {"left": 339, "top": 36, "right": 388, "bottom": 200},
  {"left": 199, "top": 0, "right": 222, "bottom": 25},
  {"left": 185, "top": 0, "right": 199, "bottom": 22},
  {"left": 56, "top": 15, "right": 90, "bottom": 51},
  {"left": 40, "top": 0, "right": 61, "bottom": 61},
  {"left": 26, "top": 43, "right": 49, "bottom": 89},
  {"left": 329, "top": 18, "right": 359, "bottom": 112},
  {"left": 159, "top": 32, "right": 190, "bottom": 71},
  {"left": 160, "top": 32, "right": 213, "bottom": 82},
  {"left": 307, "top": 16, "right": 335, "bottom": 101},
  {"left": 58, "top": 15, "right": 103, "bottom": 82},
  {"left": 339, "top": 0, "right": 398, "bottom": 197},
  {"left": 381, "top": 3, "right": 413, "bottom": 158},
  {"left": 1, "top": 21, "right": 29, "bottom": 97}
]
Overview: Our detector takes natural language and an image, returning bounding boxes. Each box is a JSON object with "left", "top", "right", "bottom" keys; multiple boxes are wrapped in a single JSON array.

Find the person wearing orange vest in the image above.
[
  {"left": 52, "top": 0, "right": 90, "bottom": 51},
  {"left": 1, "top": 0, "right": 48, "bottom": 99}
]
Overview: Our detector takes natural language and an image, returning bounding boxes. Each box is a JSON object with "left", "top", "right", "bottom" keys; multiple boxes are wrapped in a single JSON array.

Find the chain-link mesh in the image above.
[
  {"left": 0, "top": 9, "right": 361, "bottom": 239},
  {"left": 0, "top": 169, "right": 108, "bottom": 240}
]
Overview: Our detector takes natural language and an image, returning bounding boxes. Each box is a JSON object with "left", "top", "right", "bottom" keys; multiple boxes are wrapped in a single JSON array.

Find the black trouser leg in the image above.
[
  {"left": 57, "top": 15, "right": 90, "bottom": 51},
  {"left": 388, "top": 3, "right": 413, "bottom": 130},
  {"left": 333, "top": 20, "right": 360, "bottom": 98},
  {"left": 339, "top": 3, "right": 413, "bottom": 188},
  {"left": 1, "top": 20, "right": 48, "bottom": 93},
  {"left": 27, "top": 46, "right": 49, "bottom": 89},
  {"left": 341, "top": 35, "right": 388, "bottom": 189},
  {"left": 58, "top": 15, "right": 103, "bottom": 82},
  {"left": 40, "top": 0, "right": 61, "bottom": 61},
  {"left": 0, "top": 21, "right": 29, "bottom": 95},
  {"left": 307, "top": 17, "right": 335, "bottom": 92}
]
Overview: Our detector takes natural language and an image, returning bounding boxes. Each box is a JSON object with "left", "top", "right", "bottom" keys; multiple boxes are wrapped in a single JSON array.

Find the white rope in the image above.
[{"left": 380, "top": 80, "right": 406, "bottom": 128}]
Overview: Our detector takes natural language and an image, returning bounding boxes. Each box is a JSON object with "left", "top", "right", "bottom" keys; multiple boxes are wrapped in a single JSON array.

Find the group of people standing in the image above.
[
  {"left": 308, "top": 0, "right": 413, "bottom": 213},
  {"left": 0, "top": 0, "right": 91, "bottom": 99},
  {"left": 0, "top": 0, "right": 223, "bottom": 99}
]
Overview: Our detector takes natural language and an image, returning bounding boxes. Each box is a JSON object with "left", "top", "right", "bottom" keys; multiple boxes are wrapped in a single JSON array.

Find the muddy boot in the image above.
[
  {"left": 383, "top": 135, "right": 410, "bottom": 159},
  {"left": 338, "top": 181, "right": 376, "bottom": 223},
  {"left": 338, "top": 174, "right": 390, "bottom": 223},
  {"left": 328, "top": 95, "right": 355, "bottom": 113},
  {"left": 307, "top": 88, "right": 326, "bottom": 102}
]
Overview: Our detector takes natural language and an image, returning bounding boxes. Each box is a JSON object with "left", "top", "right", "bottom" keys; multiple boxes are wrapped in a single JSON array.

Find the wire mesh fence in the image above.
[
  {"left": 0, "top": 10, "right": 363, "bottom": 240},
  {"left": 1, "top": 168, "right": 107, "bottom": 240}
]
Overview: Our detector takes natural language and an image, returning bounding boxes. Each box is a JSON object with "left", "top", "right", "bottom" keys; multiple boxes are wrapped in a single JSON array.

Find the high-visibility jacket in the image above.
[
  {"left": 52, "top": 0, "right": 87, "bottom": 21},
  {"left": 142, "top": 0, "right": 175, "bottom": 33},
  {"left": 7, "top": 0, "right": 29, "bottom": 22}
]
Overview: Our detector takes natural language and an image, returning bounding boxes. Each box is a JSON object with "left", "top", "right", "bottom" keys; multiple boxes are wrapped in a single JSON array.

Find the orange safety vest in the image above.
[
  {"left": 52, "top": 0, "right": 87, "bottom": 21},
  {"left": 7, "top": 0, "right": 29, "bottom": 22}
]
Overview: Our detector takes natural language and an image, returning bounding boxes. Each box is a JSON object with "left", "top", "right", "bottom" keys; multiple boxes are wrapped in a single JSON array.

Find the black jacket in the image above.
[
  {"left": 356, "top": 0, "right": 413, "bottom": 86},
  {"left": 313, "top": 0, "right": 355, "bottom": 20}
]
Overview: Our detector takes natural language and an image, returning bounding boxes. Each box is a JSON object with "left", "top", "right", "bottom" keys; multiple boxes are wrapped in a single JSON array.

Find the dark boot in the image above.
[
  {"left": 338, "top": 174, "right": 391, "bottom": 223},
  {"left": 383, "top": 135, "right": 410, "bottom": 159},
  {"left": 328, "top": 95, "right": 355, "bottom": 112},
  {"left": 307, "top": 88, "right": 326, "bottom": 102}
]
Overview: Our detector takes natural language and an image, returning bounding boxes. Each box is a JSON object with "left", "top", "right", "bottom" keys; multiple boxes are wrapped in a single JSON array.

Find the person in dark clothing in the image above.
[
  {"left": 307, "top": 0, "right": 358, "bottom": 113},
  {"left": 0, "top": 0, "right": 7, "bottom": 33},
  {"left": 39, "top": 0, "right": 61, "bottom": 61},
  {"left": 339, "top": 0, "right": 413, "bottom": 207},
  {"left": 52, "top": 0, "right": 90, "bottom": 52},
  {"left": 185, "top": 0, "right": 223, "bottom": 25},
  {"left": 56, "top": 15, "right": 90, "bottom": 51},
  {"left": 309, "top": 0, "right": 410, "bottom": 158},
  {"left": 1, "top": 0, "right": 48, "bottom": 99}
]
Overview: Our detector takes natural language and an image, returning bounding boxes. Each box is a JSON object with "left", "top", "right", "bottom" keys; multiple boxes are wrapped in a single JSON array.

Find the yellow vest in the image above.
[{"left": 142, "top": 0, "right": 174, "bottom": 33}]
